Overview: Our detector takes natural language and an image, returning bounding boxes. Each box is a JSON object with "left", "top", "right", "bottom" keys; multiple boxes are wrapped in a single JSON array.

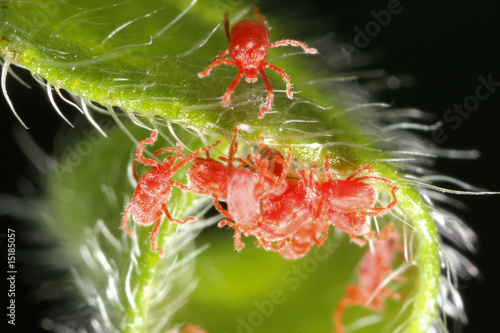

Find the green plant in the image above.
[{"left": 0, "top": 1, "right": 483, "bottom": 332}]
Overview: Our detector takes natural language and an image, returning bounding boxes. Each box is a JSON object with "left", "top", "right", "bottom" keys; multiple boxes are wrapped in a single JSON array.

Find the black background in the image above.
[{"left": 1, "top": 0, "right": 499, "bottom": 332}]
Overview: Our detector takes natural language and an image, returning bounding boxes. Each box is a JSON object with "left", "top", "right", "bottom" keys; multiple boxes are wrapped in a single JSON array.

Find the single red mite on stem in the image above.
[
  {"left": 121, "top": 130, "right": 218, "bottom": 255},
  {"left": 198, "top": 8, "right": 318, "bottom": 118}
]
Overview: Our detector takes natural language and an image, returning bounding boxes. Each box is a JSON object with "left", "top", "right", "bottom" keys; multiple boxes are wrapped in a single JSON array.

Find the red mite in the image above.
[
  {"left": 333, "top": 224, "right": 404, "bottom": 333},
  {"left": 188, "top": 128, "right": 297, "bottom": 250},
  {"left": 244, "top": 144, "right": 316, "bottom": 253},
  {"left": 121, "top": 131, "right": 216, "bottom": 255},
  {"left": 198, "top": 8, "right": 317, "bottom": 118},
  {"left": 188, "top": 127, "right": 261, "bottom": 250},
  {"left": 261, "top": 166, "right": 329, "bottom": 259},
  {"left": 221, "top": 139, "right": 297, "bottom": 251},
  {"left": 188, "top": 127, "right": 247, "bottom": 228},
  {"left": 317, "top": 155, "right": 399, "bottom": 245}
]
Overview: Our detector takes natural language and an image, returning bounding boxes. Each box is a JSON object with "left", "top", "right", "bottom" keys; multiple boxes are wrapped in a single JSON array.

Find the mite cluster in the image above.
[
  {"left": 122, "top": 127, "right": 398, "bottom": 260},
  {"left": 121, "top": 128, "right": 402, "bottom": 332}
]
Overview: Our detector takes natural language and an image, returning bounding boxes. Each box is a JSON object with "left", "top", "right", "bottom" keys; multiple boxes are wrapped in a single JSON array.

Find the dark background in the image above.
[{"left": 1, "top": 0, "right": 499, "bottom": 332}]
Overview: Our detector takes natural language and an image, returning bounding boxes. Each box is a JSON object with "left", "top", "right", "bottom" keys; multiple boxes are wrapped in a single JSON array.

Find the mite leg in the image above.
[
  {"left": 258, "top": 68, "right": 274, "bottom": 118},
  {"left": 264, "top": 62, "right": 293, "bottom": 99},
  {"left": 198, "top": 58, "right": 236, "bottom": 78},
  {"left": 162, "top": 203, "right": 197, "bottom": 225},
  {"left": 222, "top": 70, "right": 244, "bottom": 108},
  {"left": 150, "top": 218, "right": 164, "bottom": 255},
  {"left": 121, "top": 204, "right": 135, "bottom": 237},
  {"left": 269, "top": 39, "right": 318, "bottom": 54},
  {"left": 253, "top": 8, "right": 265, "bottom": 23},
  {"left": 136, "top": 130, "right": 159, "bottom": 166}
]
